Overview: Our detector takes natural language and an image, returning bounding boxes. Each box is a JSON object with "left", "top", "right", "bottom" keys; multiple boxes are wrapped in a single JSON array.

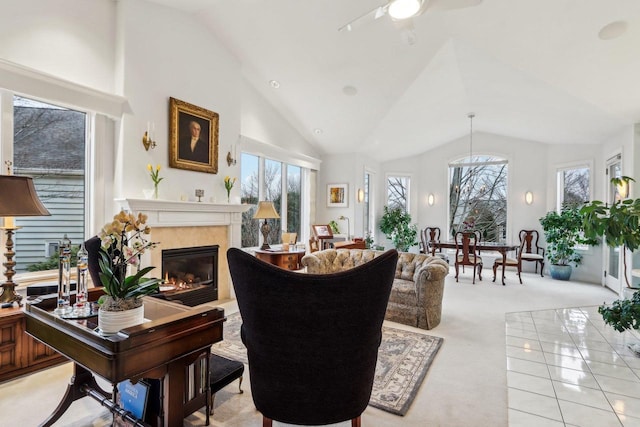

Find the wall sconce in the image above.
[
  {"left": 525, "top": 191, "right": 534, "bottom": 205},
  {"left": 617, "top": 181, "right": 629, "bottom": 199},
  {"left": 427, "top": 193, "right": 435, "bottom": 206},
  {"left": 142, "top": 122, "right": 156, "bottom": 151},
  {"left": 226, "top": 143, "right": 237, "bottom": 166},
  {"left": 356, "top": 188, "right": 364, "bottom": 203}
]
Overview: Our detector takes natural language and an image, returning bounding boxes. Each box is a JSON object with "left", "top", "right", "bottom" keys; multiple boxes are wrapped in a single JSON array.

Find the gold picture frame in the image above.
[
  {"left": 327, "top": 183, "right": 348, "bottom": 207},
  {"left": 169, "top": 97, "right": 219, "bottom": 174}
]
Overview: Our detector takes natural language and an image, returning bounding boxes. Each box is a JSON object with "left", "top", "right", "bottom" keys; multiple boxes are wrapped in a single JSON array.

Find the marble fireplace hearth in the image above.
[{"left": 117, "top": 198, "right": 251, "bottom": 301}]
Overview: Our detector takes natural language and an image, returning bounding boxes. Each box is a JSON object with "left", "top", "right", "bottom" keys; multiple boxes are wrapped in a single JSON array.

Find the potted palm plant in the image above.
[
  {"left": 539, "top": 205, "right": 595, "bottom": 280},
  {"left": 379, "top": 205, "right": 418, "bottom": 252},
  {"left": 97, "top": 210, "right": 162, "bottom": 334}
]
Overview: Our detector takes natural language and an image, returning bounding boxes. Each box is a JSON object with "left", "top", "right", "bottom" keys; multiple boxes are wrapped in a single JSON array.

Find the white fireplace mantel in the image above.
[{"left": 116, "top": 198, "right": 252, "bottom": 228}]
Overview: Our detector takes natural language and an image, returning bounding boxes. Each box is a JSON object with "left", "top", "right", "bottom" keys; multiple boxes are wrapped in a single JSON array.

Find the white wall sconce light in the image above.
[
  {"left": 525, "top": 191, "right": 534, "bottom": 205},
  {"left": 427, "top": 193, "right": 435, "bottom": 206},
  {"left": 357, "top": 188, "right": 365, "bottom": 203}
]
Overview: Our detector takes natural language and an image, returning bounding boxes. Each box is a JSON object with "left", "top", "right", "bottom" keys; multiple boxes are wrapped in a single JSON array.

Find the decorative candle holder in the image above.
[{"left": 195, "top": 189, "right": 204, "bottom": 202}]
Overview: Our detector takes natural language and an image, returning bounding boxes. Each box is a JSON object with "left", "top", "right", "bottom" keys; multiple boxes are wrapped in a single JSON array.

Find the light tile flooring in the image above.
[{"left": 506, "top": 306, "right": 640, "bottom": 426}]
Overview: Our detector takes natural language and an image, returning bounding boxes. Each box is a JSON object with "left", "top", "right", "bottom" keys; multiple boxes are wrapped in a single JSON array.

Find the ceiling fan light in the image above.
[{"left": 388, "top": 0, "right": 422, "bottom": 20}]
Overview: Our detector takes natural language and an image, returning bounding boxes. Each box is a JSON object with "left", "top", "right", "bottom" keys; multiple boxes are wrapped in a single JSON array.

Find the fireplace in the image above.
[{"left": 154, "top": 245, "right": 219, "bottom": 307}]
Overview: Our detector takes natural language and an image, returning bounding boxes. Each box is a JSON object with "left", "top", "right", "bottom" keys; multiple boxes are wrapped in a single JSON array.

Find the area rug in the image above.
[{"left": 211, "top": 312, "right": 443, "bottom": 416}]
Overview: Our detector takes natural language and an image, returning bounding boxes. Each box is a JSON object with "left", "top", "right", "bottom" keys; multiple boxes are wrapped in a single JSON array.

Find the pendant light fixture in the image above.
[{"left": 468, "top": 112, "right": 475, "bottom": 162}]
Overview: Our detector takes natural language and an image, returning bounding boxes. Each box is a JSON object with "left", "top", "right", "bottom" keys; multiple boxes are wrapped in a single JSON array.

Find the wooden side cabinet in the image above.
[
  {"left": 0, "top": 306, "right": 66, "bottom": 383},
  {"left": 255, "top": 249, "right": 305, "bottom": 270}
]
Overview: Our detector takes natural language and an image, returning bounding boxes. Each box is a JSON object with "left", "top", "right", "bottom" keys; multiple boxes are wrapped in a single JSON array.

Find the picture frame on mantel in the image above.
[
  {"left": 327, "top": 183, "right": 348, "bottom": 207},
  {"left": 169, "top": 97, "right": 219, "bottom": 174}
]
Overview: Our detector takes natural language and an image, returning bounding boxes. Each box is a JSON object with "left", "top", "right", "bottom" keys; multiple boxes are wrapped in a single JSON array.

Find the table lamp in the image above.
[
  {"left": 0, "top": 175, "right": 51, "bottom": 306},
  {"left": 339, "top": 215, "right": 350, "bottom": 240},
  {"left": 253, "top": 201, "right": 280, "bottom": 250}
]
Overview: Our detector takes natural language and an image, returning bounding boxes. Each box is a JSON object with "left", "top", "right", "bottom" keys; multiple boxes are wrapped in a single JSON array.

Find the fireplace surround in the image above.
[{"left": 116, "top": 198, "right": 251, "bottom": 301}]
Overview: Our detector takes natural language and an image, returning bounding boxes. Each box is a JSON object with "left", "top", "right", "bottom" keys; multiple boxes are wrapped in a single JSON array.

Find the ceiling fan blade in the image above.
[
  {"left": 429, "top": 0, "right": 482, "bottom": 11},
  {"left": 338, "top": 3, "right": 390, "bottom": 32}
]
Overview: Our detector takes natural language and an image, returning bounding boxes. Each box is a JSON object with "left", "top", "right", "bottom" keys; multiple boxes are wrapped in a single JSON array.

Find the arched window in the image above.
[{"left": 449, "top": 155, "right": 508, "bottom": 242}]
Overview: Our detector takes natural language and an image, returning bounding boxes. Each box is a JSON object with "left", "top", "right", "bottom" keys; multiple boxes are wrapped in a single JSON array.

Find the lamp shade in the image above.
[
  {"left": 0, "top": 175, "right": 50, "bottom": 217},
  {"left": 253, "top": 201, "right": 280, "bottom": 219}
]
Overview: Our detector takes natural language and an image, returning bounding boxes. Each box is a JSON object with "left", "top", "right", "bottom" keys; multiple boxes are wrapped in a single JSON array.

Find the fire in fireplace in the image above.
[{"left": 155, "top": 245, "right": 219, "bottom": 307}]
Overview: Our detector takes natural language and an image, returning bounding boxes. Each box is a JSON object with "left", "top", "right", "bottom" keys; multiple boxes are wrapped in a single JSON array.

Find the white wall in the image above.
[
  {"left": 0, "top": 0, "right": 318, "bottom": 212},
  {"left": 378, "top": 132, "right": 548, "bottom": 252},
  {"left": 0, "top": 0, "right": 116, "bottom": 94},
  {"left": 316, "top": 152, "right": 380, "bottom": 239}
]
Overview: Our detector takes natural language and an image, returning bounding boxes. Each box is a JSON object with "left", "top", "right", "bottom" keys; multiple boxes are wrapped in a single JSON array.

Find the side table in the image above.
[{"left": 254, "top": 248, "right": 305, "bottom": 270}]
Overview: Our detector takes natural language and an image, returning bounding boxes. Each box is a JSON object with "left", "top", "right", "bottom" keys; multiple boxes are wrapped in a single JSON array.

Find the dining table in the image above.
[{"left": 430, "top": 240, "right": 520, "bottom": 285}]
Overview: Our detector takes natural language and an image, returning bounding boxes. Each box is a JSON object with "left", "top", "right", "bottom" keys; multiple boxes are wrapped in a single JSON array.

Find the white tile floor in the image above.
[{"left": 506, "top": 306, "right": 640, "bottom": 427}]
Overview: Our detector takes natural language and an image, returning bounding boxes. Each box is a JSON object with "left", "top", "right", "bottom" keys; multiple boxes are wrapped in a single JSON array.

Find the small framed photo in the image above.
[
  {"left": 169, "top": 97, "right": 219, "bottom": 174},
  {"left": 327, "top": 183, "right": 348, "bottom": 207},
  {"left": 312, "top": 224, "right": 333, "bottom": 239}
]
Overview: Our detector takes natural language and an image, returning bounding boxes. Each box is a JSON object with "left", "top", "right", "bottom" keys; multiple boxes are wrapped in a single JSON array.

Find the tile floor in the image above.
[{"left": 506, "top": 306, "right": 640, "bottom": 426}]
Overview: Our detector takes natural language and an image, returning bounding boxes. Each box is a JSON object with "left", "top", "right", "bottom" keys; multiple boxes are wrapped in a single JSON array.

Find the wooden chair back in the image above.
[
  {"left": 420, "top": 226, "right": 441, "bottom": 254},
  {"left": 455, "top": 231, "right": 480, "bottom": 266}
]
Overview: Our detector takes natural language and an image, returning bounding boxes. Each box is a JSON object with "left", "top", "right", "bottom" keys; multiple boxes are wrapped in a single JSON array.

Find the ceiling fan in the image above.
[{"left": 338, "top": 0, "right": 482, "bottom": 33}]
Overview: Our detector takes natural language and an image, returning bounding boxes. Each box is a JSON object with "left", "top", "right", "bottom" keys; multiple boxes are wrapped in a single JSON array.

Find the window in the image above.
[
  {"left": 12, "top": 96, "right": 87, "bottom": 272},
  {"left": 363, "top": 172, "right": 372, "bottom": 236},
  {"left": 557, "top": 165, "right": 590, "bottom": 209},
  {"left": 449, "top": 156, "right": 507, "bottom": 242},
  {"left": 240, "top": 153, "right": 306, "bottom": 248},
  {"left": 387, "top": 175, "right": 409, "bottom": 211},
  {"left": 287, "top": 165, "right": 301, "bottom": 237},
  {"left": 240, "top": 153, "right": 259, "bottom": 247}
]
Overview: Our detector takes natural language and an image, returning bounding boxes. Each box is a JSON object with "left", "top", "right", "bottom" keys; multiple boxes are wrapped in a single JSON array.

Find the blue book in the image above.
[{"left": 117, "top": 379, "right": 150, "bottom": 420}]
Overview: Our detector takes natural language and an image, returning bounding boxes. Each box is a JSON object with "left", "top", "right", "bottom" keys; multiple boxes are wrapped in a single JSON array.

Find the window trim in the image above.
[
  {"left": 385, "top": 173, "right": 411, "bottom": 212},
  {"left": 555, "top": 160, "right": 593, "bottom": 211}
]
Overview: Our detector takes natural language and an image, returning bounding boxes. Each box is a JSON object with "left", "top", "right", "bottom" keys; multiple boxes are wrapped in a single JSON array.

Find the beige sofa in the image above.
[{"left": 301, "top": 249, "right": 449, "bottom": 330}]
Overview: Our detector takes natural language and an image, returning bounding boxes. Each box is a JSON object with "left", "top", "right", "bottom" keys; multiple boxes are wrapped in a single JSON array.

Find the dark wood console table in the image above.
[
  {"left": 255, "top": 248, "right": 305, "bottom": 270},
  {"left": 24, "top": 291, "right": 225, "bottom": 426}
]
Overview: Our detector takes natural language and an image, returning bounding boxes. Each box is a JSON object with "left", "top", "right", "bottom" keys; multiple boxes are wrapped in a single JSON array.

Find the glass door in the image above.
[{"left": 605, "top": 155, "right": 622, "bottom": 293}]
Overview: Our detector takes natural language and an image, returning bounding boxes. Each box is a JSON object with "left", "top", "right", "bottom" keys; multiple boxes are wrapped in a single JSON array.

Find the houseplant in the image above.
[
  {"left": 580, "top": 176, "right": 640, "bottom": 291},
  {"left": 539, "top": 205, "right": 595, "bottom": 280},
  {"left": 97, "top": 210, "right": 161, "bottom": 334},
  {"left": 379, "top": 205, "right": 418, "bottom": 252},
  {"left": 598, "top": 291, "right": 640, "bottom": 356}
]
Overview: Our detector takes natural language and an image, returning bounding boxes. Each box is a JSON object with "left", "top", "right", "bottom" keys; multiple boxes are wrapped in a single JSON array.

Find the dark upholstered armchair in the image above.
[{"left": 227, "top": 247, "right": 399, "bottom": 427}]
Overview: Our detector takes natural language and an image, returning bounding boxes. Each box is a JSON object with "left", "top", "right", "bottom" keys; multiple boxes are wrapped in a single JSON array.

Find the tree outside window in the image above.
[
  {"left": 240, "top": 154, "right": 303, "bottom": 248},
  {"left": 387, "top": 175, "right": 409, "bottom": 211},
  {"left": 449, "top": 156, "right": 508, "bottom": 242},
  {"left": 13, "top": 96, "right": 87, "bottom": 272}
]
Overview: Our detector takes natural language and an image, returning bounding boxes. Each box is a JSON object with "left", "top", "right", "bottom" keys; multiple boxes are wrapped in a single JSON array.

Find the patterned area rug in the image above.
[{"left": 212, "top": 312, "right": 443, "bottom": 416}]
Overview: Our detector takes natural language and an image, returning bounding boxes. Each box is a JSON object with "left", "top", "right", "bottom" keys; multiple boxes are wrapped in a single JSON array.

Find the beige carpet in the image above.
[{"left": 0, "top": 266, "right": 618, "bottom": 426}]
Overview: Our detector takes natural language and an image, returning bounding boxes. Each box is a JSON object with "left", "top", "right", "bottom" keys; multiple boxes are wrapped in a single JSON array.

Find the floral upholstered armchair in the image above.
[{"left": 301, "top": 249, "right": 449, "bottom": 330}]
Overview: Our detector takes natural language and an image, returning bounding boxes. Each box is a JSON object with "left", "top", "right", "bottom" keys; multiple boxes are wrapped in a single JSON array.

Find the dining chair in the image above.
[
  {"left": 454, "top": 231, "right": 483, "bottom": 284},
  {"left": 420, "top": 226, "right": 441, "bottom": 255},
  {"left": 492, "top": 238, "right": 526, "bottom": 284},
  {"left": 519, "top": 229, "right": 545, "bottom": 276}
]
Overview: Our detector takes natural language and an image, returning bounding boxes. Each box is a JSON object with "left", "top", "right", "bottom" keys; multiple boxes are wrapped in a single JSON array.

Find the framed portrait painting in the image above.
[
  {"left": 327, "top": 183, "right": 348, "bottom": 207},
  {"left": 169, "top": 97, "right": 219, "bottom": 174}
]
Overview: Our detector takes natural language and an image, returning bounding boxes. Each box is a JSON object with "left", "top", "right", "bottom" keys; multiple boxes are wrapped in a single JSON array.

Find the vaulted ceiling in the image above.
[{"left": 148, "top": 0, "right": 640, "bottom": 161}]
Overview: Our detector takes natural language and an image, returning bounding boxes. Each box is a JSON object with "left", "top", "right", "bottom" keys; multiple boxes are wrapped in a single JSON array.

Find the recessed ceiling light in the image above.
[
  {"left": 343, "top": 85, "right": 358, "bottom": 96},
  {"left": 314, "top": 128, "right": 323, "bottom": 135},
  {"left": 598, "top": 21, "right": 628, "bottom": 40},
  {"left": 269, "top": 80, "right": 280, "bottom": 89}
]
